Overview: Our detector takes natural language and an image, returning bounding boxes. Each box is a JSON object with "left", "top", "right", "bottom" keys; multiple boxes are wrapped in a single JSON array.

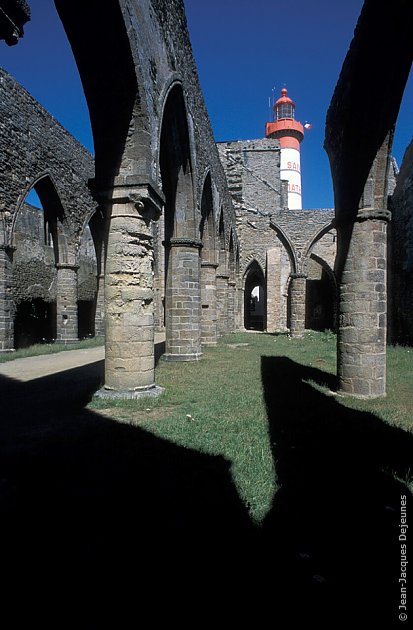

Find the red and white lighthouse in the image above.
[{"left": 266, "top": 87, "right": 304, "bottom": 210}]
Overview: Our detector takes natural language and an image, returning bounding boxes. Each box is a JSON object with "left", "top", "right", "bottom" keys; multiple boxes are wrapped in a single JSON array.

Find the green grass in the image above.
[
  {"left": 89, "top": 330, "right": 413, "bottom": 522},
  {"left": 0, "top": 336, "right": 104, "bottom": 363}
]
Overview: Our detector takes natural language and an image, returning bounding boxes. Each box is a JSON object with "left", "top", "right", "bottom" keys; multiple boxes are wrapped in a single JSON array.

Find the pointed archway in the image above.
[
  {"left": 160, "top": 84, "right": 201, "bottom": 361},
  {"left": 200, "top": 172, "right": 218, "bottom": 345},
  {"left": 244, "top": 260, "right": 266, "bottom": 331}
]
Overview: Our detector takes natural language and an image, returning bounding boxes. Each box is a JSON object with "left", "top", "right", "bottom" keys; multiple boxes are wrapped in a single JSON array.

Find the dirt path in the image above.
[
  {"left": 0, "top": 346, "right": 105, "bottom": 382},
  {"left": 0, "top": 333, "right": 165, "bottom": 382}
]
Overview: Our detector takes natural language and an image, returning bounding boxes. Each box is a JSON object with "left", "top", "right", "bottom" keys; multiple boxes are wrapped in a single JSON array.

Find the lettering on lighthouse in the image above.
[{"left": 286, "top": 161, "right": 301, "bottom": 173}]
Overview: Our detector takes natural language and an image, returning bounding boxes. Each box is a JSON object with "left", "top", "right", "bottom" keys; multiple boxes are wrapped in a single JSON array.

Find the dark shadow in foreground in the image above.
[
  {"left": 2, "top": 353, "right": 412, "bottom": 625},
  {"left": 260, "top": 356, "right": 413, "bottom": 625},
  {"left": 0, "top": 362, "right": 255, "bottom": 624}
]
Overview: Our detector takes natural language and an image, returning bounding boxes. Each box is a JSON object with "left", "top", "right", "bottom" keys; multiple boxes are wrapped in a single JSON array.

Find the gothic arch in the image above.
[
  {"left": 54, "top": 0, "right": 146, "bottom": 185},
  {"left": 241, "top": 253, "right": 267, "bottom": 280},
  {"left": 199, "top": 171, "right": 216, "bottom": 262},
  {"left": 305, "top": 253, "right": 337, "bottom": 332},
  {"left": 302, "top": 220, "right": 336, "bottom": 262},
  {"left": 12, "top": 174, "right": 70, "bottom": 265},
  {"left": 160, "top": 83, "right": 197, "bottom": 241},
  {"left": 217, "top": 207, "right": 227, "bottom": 270},
  {"left": 199, "top": 172, "right": 218, "bottom": 344},
  {"left": 160, "top": 82, "right": 201, "bottom": 360},
  {"left": 244, "top": 259, "right": 266, "bottom": 331},
  {"left": 270, "top": 219, "right": 299, "bottom": 273}
]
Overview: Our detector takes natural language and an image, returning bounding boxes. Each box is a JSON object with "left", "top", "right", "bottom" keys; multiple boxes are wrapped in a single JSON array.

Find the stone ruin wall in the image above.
[
  {"left": 389, "top": 139, "right": 413, "bottom": 345},
  {"left": 124, "top": 0, "right": 237, "bottom": 241},
  {"left": 0, "top": 67, "right": 97, "bottom": 348},
  {"left": 217, "top": 138, "right": 336, "bottom": 331},
  {"left": 12, "top": 203, "right": 97, "bottom": 306},
  {"left": 0, "top": 67, "right": 95, "bottom": 247}
]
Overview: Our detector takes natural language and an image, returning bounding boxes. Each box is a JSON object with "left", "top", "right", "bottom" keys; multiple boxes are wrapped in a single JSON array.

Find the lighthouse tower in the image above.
[{"left": 266, "top": 87, "right": 304, "bottom": 210}]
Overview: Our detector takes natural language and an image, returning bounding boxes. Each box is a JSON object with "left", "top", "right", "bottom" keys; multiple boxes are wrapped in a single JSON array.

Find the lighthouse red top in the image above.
[{"left": 266, "top": 86, "right": 304, "bottom": 144}]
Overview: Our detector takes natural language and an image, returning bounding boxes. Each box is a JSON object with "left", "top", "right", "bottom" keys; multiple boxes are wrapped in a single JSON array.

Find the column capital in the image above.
[
  {"left": 290, "top": 272, "right": 307, "bottom": 280},
  {"left": 216, "top": 273, "right": 230, "bottom": 280},
  {"left": 356, "top": 208, "right": 391, "bottom": 223},
  {"left": 56, "top": 263, "right": 79, "bottom": 271},
  {"left": 164, "top": 237, "right": 203, "bottom": 249},
  {"left": 336, "top": 208, "right": 391, "bottom": 228},
  {"left": 201, "top": 261, "right": 219, "bottom": 269},
  {"left": 89, "top": 178, "right": 165, "bottom": 219}
]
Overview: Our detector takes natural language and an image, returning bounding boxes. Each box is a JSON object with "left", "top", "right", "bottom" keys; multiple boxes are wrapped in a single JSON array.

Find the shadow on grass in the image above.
[
  {"left": 260, "top": 356, "right": 413, "bottom": 624},
  {"left": 2, "top": 352, "right": 412, "bottom": 624},
  {"left": 0, "top": 360, "right": 255, "bottom": 624}
]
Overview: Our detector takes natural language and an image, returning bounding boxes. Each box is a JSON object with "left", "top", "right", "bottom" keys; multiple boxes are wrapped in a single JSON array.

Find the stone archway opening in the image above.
[
  {"left": 244, "top": 262, "right": 266, "bottom": 331},
  {"left": 12, "top": 182, "right": 62, "bottom": 348},
  {"left": 160, "top": 84, "right": 201, "bottom": 361},
  {"left": 77, "top": 221, "right": 98, "bottom": 340},
  {"left": 305, "top": 256, "right": 336, "bottom": 332},
  {"left": 200, "top": 173, "right": 217, "bottom": 345}
]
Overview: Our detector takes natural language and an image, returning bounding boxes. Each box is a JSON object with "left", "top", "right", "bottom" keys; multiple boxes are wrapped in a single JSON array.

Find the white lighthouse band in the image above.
[{"left": 280, "top": 146, "right": 302, "bottom": 209}]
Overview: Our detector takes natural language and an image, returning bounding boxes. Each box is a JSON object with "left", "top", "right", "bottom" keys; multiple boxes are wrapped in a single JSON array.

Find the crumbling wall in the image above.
[
  {"left": 218, "top": 137, "right": 336, "bottom": 332},
  {"left": 389, "top": 139, "right": 413, "bottom": 344},
  {"left": 0, "top": 67, "right": 95, "bottom": 248}
]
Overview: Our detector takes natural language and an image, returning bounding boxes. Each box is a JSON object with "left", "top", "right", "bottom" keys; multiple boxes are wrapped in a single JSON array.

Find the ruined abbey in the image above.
[{"left": 1, "top": 0, "right": 412, "bottom": 400}]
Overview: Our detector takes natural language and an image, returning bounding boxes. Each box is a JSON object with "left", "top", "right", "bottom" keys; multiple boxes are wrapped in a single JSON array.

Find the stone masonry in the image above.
[
  {"left": 389, "top": 142, "right": 413, "bottom": 345},
  {"left": 0, "top": 67, "right": 99, "bottom": 348},
  {"left": 218, "top": 139, "right": 336, "bottom": 335}
]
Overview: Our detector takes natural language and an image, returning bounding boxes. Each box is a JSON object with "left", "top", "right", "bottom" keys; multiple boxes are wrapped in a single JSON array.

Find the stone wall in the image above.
[
  {"left": 389, "top": 139, "right": 413, "bottom": 344},
  {"left": 217, "top": 137, "right": 336, "bottom": 333},
  {"left": 10, "top": 201, "right": 98, "bottom": 346},
  {"left": 13, "top": 203, "right": 96, "bottom": 304},
  {"left": 0, "top": 67, "right": 95, "bottom": 250},
  {"left": 0, "top": 67, "right": 99, "bottom": 349}
]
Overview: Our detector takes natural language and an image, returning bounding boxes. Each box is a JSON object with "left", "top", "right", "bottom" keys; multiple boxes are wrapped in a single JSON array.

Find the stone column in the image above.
[
  {"left": 201, "top": 261, "right": 218, "bottom": 345},
  {"left": 216, "top": 273, "right": 229, "bottom": 336},
  {"left": 266, "top": 247, "right": 281, "bottom": 333},
  {"left": 0, "top": 245, "right": 15, "bottom": 352},
  {"left": 153, "top": 214, "right": 165, "bottom": 332},
  {"left": 289, "top": 273, "right": 307, "bottom": 338},
  {"left": 56, "top": 263, "right": 79, "bottom": 343},
  {"left": 101, "top": 185, "right": 163, "bottom": 396},
  {"left": 337, "top": 210, "right": 390, "bottom": 398},
  {"left": 94, "top": 273, "right": 105, "bottom": 337},
  {"left": 235, "top": 282, "right": 244, "bottom": 330},
  {"left": 164, "top": 237, "right": 202, "bottom": 361},
  {"left": 227, "top": 280, "right": 236, "bottom": 332}
]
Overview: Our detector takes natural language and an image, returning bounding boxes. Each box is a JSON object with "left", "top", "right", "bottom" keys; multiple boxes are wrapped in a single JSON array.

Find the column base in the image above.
[
  {"left": 201, "top": 341, "right": 218, "bottom": 347},
  {"left": 162, "top": 352, "right": 202, "bottom": 362},
  {"left": 0, "top": 348, "right": 15, "bottom": 354},
  {"left": 94, "top": 384, "right": 165, "bottom": 400},
  {"left": 56, "top": 338, "right": 80, "bottom": 345},
  {"left": 335, "top": 388, "right": 387, "bottom": 401},
  {"left": 288, "top": 331, "right": 306, "bottom": 339}
]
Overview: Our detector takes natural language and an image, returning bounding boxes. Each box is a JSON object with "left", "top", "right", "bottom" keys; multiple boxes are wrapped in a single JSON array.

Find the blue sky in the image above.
[{"left": 1, "top": 0, "right": 412, "bottom": 208}]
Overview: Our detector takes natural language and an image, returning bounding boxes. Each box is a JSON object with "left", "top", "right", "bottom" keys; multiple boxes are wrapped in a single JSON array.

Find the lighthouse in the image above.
[{"left": 266, "top": 87, "right": 304, "bottom": 210}]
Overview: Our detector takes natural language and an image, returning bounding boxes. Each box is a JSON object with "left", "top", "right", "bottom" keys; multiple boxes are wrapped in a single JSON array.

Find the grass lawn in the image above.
[{"left": 89, "top": 330, "right": 413, "bottom": 522}]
